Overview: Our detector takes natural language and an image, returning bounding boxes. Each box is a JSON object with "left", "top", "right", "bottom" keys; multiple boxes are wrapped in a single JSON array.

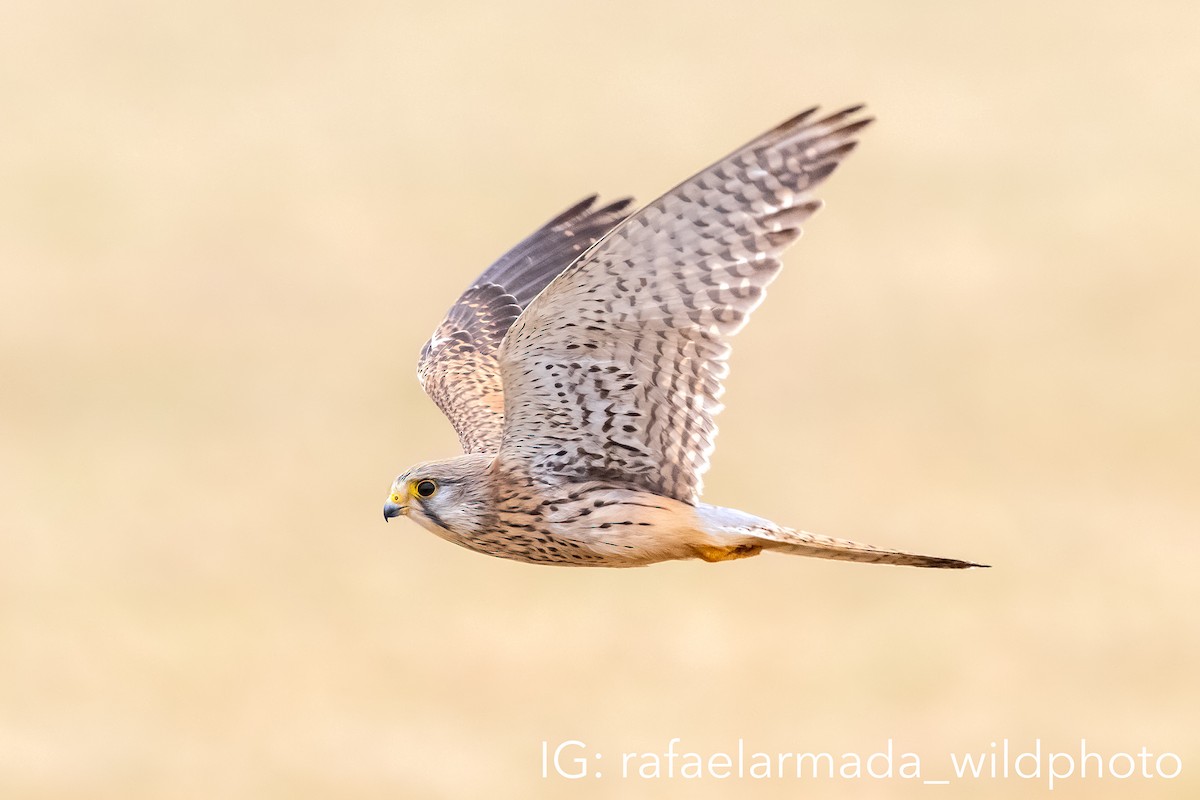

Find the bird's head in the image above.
[{"left": 383, "top": 454, "right": 493, "bottom": 537}]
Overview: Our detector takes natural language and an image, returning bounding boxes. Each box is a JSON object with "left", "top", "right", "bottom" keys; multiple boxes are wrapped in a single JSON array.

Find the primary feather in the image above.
[{"left": 416, "top": 195, "right": 632, "bottom": 453}]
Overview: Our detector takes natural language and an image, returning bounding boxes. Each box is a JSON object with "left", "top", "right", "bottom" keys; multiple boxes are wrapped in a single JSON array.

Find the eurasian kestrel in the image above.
[{"left": 383, "top": 106, "right": 985, "bottom": 569}]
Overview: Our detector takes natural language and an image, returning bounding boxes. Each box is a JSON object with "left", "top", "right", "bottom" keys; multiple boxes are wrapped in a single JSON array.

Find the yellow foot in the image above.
[{"left": 692, "top": 544, "right": 763, "bottom": 563}]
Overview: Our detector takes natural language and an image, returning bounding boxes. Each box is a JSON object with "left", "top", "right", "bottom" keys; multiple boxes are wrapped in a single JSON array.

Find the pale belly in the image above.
[{"left": 417, "top": 484, "right": 712, "bottom": 567}]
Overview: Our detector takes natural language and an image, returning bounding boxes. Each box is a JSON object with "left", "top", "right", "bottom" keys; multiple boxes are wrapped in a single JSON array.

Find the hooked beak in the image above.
[{"left": 383, "top": 500, "right": 407, "bottom": 521}]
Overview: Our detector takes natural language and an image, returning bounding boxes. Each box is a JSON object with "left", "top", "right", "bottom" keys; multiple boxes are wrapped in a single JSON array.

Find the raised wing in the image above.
[
  {"left": 497, "top": 107, "right": 871, "bottom": 501},
  {"left": 417, "top": 195, "right": 632, "bottom": 453}
]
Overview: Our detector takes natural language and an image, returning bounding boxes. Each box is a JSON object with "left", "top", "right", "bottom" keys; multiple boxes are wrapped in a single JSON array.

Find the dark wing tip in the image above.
[
  {"left": 471, "top": 194, "right": 635, "bottom": 308},
  {"left": 543, "top": 194, "right": 600, "bottom": 228},
  {"left": 830, "top": 117, "right": 874, "bottom": 138},
  {"left": 816, "top": 103, "right": 867, "bottom": 124},
  {"left": 597, "top": 196, "right": 635, "bottom": 216},
  {"left": 751, "top": 104, "right": 871, "bottom": 152},
  {"left": 772, "top": 105, "right": 820, "bottom": 133}
]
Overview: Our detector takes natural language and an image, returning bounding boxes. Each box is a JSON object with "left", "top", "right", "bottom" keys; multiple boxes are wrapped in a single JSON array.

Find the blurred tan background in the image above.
[{"left": 1, "top": 1, "right": 1197, "bottom": 798}]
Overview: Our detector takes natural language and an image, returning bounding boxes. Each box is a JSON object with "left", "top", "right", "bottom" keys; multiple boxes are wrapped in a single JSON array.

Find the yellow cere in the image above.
[{"left": 389, "top": 492, "right": 403, "bottom": 504}]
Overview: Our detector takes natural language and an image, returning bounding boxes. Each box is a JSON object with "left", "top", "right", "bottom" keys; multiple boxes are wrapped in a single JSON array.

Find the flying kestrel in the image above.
[{"left": 384, "top": 106, "right": 985, "bottom": 569}]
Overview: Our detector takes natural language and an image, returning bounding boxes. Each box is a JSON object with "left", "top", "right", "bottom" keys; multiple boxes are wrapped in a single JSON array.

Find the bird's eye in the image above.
[{"left": 413, "top": 479, "right": 438, "bottom": 499}]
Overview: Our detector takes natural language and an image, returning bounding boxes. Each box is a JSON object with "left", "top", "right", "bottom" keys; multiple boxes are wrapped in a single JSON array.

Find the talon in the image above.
[{"left": 693, "top": 544, "right": 763, "bottom": 563}]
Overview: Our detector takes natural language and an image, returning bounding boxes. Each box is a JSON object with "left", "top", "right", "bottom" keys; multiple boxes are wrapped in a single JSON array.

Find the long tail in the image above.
[
  {"left": 751, "top": 527, "right": 987, "bottom": 569},
  {"left": 697, "top": 504, "right": 988, "bottom": 569}
]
